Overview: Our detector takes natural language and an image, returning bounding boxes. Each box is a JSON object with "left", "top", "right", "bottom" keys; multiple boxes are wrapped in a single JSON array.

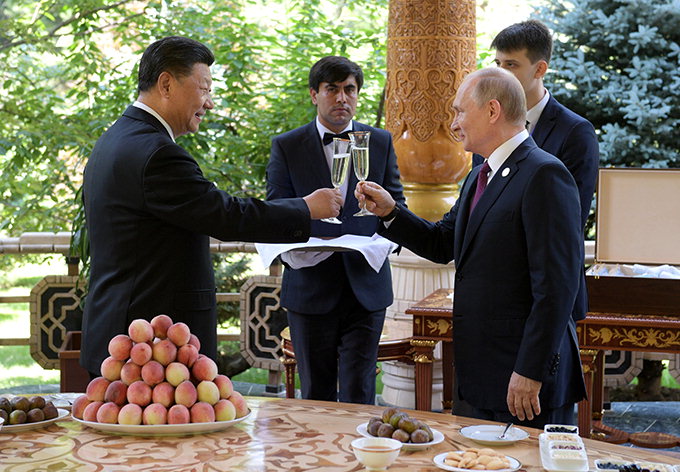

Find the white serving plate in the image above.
[
  {"left": 459, "top": 424, "right": 529, "bottom": 446},
  {"left": 73, "top": 410, "right": 251, "bottom": 436},
  {"left": 356, "top": 422, "right": 444, "bottom": 451},
  {"left": 0, "top": 408, "right": 69, "bottom": 433},
  {"left": 433, "top": 451, "right": 521, "bottom": 472}
]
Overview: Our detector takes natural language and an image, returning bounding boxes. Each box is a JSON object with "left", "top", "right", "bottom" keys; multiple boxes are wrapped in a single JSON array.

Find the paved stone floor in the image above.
[{"left": 3, "top": 382, "right": 679, "bottom": 456}]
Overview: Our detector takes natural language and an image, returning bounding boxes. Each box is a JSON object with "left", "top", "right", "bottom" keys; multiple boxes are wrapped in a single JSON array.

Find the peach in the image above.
[
  {"left": 176, "top": 343, "right": 199, "bottom": 367},
  {"left": 142, "top": 403, "right": 167, "bottom": 425},
  {"left": 214, "top": 374, "right": 234, "bottom": 399},
  {"left": 100, "top": 356, "right": 124, "bottom": 381},
  {"left": 126, "top": 380, "right": 152, "bottom": 407},
  {"left": 128, "top": 318, "right": 154, "bottom": 343},
  {"left": 191, "top": 356, "right": 218, "bottom": 382},
  {"left": 165, "top": 362, "right": 190, "bottom": 386},
  {"left": 228, "top": 391, "right": 249, "bottom": 418},
  {"left": 86, "top": 377, "right": 111, "bottom": 402},
  {"left": 196, "top": 380, "right": 220, "bottom": 405},
  {"left": 72, "top": 394, "right": 92, "bottom": 420},
  {"left": 82, "top": 401, "right": 104, "bottom": 422},
  {"left": 96, "top": 402, "right": 120, "bottom": 424},
  {"left": 152, "top": 382, "right": 175, "bottom": 408},
  {"left": 174, "top": 380, "right": 197, "bottom": 408},
  {"left": 118, "top": 403, "right": 143, "bottom": 425},
  {"left": 120, "top": 361, "right": 142, "bottom": 385},
  {"left": 104, "top": 380, "right": 128, "bottom": 406},
  {"left": 189, "top": 334, "right": 201, "bottom": 350},
  {"left": 150, "top": 314, "right": 173, "bottom": 339},
  {"left": 130, "top": 342, "right": 152, "bottom": 365},
  {"left": 190, "top": 401, "right": 215, "bottom": 423},
  {"left": 213, "top": 399, "right": 236, "bottom": 421},
  {"left": 167, "top": 404, "right": 191, "bottom": 424},
  {"left": 166, "top": 322, "right": 191, "bottom": 347},
  {"left": 141, "top": 360, "right": 165, "bottom": 386},
  {"left": 152, "top": 339, "right": 177, "bottom": 366},
  {"left": 108, "top": 334, "right": 133, "bottom": 360}
]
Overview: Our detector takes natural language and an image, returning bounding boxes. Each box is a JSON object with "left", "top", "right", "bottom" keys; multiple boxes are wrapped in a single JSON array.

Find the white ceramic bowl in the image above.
[{"left": 351, "top": 437, "right": 402, "bottom": 471}]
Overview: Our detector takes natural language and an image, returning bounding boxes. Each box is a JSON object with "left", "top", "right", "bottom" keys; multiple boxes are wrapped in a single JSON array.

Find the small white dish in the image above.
[
  {"left": 544, "top": 424, "right": 579, "bottom": 435},
  {"left": 539, "top": 433, "right": 588, "bottom": 472},
  {"left": 356, "top": 422, "right": 445, "bottom": 450},
  {"left": 0, "top": 408, "right": 69, "bottom": 433},
  {"left": 351, "top": 437, "right": 402, "bottom": 471},
  {"left": 433, "top": 451, "right": 521, "bottom": 472},
  {"left": 459, "top": 424, "right": 529, "bottom": 446}
]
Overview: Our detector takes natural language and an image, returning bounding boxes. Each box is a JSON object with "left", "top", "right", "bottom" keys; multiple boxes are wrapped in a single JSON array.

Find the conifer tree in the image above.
[{"left": 536, "top": 0, "right": 680, "bottom": 168}]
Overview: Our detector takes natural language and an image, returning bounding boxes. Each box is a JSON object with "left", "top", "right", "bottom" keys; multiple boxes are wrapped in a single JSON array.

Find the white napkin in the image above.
[{"left": 255, "top": 234, "right": 398, "bottom": 273}]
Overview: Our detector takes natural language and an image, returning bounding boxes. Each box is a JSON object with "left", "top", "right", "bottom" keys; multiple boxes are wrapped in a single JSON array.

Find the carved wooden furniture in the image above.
[{"left": 2, "top": 397, "right": 678, "bottom": 470}]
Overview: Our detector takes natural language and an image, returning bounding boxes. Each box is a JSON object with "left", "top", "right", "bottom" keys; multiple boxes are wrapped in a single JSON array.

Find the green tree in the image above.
[
  {"left": 535, "top": 0, "right": 680, "bottom": 168},
  {"left": 0, "top": 0, "right": 388, "bottom": 241}
]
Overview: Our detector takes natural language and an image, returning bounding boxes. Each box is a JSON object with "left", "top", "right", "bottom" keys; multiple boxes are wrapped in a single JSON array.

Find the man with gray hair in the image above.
[{"left": 356, "top": 67, "right": 586, "bottom": 427}]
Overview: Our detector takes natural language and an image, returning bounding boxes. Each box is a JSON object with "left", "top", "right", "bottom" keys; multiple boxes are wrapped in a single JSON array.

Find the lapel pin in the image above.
[{"left": 501, "top": 168, "right": 510, "bottom": 177}]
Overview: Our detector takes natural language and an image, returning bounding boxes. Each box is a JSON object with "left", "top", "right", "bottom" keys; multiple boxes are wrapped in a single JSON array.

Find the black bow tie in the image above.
[{"left": 322, "top": 131, "right": 351, "bottom": 146}]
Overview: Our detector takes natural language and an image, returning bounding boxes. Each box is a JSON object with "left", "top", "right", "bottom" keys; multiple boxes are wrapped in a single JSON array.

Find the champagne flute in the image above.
[
  {"left": 321, "top": 138, "right": 351, "bottom": 224},
  {"left": 349, "top": 131, "right": 372, "bottom": 216}
]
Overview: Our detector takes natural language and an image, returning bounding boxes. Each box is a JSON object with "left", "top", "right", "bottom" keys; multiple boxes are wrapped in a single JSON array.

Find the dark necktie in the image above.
[
  {"left": 469, "top": 161, "right": 491, "bottom": 214},
  {"left": 322, "top": 131, "right": 351, "bottom": 145}
]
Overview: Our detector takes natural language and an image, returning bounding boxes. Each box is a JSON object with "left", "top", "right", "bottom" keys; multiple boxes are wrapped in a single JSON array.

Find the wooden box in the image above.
[
  {"left": 587, "top": 168, "right": 680, "bottom": 316},
  {"left": 58, "top": 331, "right": 90, "bottom": 393}
]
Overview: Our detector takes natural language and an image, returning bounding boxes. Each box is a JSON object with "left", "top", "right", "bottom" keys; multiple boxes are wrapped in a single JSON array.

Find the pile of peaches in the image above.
[{"left": 72, "top": 315, "right": 248, "bottom": 425}]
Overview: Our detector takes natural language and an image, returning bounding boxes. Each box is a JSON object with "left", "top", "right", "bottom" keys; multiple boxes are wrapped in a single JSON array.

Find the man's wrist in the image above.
[{"left": 379, "top": 204, "right": 400, "bottom": 222}]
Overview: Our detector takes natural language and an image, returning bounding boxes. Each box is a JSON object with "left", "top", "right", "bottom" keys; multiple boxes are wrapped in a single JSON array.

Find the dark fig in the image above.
[
  {"left": 28, "top": 396, "right": 46, "bottom": 410},
  {"left": 0, "top": 409, "right": 8, "bottom": 423},
  {"left": 26, "top": 408, "right": 45, "bottom": 423},
  {"left": 377, "top": 423, "right": 395, "bottom": 438},
  {"left": 417, "top": 421, "right": 434, "bottom": 441},
  {"left": 42, "top": 402, "right": 59, "bottom": 420},
  {"left": 11, "top": 396, "right": 30, "bottom": 412},
  {"left": 0, "top": 397, "right": 11, "bottom": 413},
  {"left": 398, "top": 417, "right": 419, "bottom": 434},
  {"left": 392, "top": 428, "right": 410, "bottom": 443},
  {"left": 9, "top": 409, "right": 27, "bottom": 425},
  {"left": 367, "top": 420, "right": 382, "bottom": 436},
  {"left": 381, "top": 407, "right": 399, "bottom": 424},
  {"left": 411, "top": 429, "right": 430, "bottom": 443}
]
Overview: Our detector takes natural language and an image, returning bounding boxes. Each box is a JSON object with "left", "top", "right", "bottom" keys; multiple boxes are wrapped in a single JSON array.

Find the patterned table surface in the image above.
[{"left": 1, "top": 397, "right": 678, "bottom": 471}]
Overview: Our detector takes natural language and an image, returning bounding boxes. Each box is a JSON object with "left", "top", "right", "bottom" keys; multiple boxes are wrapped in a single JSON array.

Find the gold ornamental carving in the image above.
[
  {"left": 386, "top": 0, "right": 476, "bottom": 220},
  {"left": 413, "top": 353, "right": 434, "bottom": 363},
  {"left": 587, "top": 327, "right": 680, "bottom": 349},
  {"left": 410, "top": 339, "right": 437, "bottom": 349},
  {"left": 426, "top": 318, "right": 451, "bottom": 336}
]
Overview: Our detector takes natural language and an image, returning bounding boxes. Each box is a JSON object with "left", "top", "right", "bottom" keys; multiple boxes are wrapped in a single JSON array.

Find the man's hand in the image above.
[
  {"left": 303, "top": 188, "right": 343, "bottom": 220},
  {"left": 354, "top": 181, "right": 396, "bottom": 218},
  {"left": 507, "top": 372, "right": 542, "bottom": 421}
]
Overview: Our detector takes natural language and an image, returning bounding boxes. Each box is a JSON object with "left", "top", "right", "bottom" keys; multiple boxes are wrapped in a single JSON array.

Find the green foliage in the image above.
[
  {"left": 0, "top": 0, "right": 389, "bottom": 249},
  {"left": 535, "top": 0, "right": 680, "bottom": 168}
]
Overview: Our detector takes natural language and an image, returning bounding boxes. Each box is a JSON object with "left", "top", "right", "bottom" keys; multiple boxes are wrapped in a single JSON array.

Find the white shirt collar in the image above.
[
  {"left": 315, "top": 116, "right": 353, "bottom": 145},
  {"left": 133, "top": 101, "right": 175, "bottom": 142},
  {"left": 486, "top": 129, "right": 530, "bottom": 182},
  {"left": 526, "top": 88, "right": 550, "bottom": 134}
]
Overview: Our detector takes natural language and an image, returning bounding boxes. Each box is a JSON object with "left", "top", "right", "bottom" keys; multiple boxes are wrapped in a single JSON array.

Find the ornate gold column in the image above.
[{"left": 386, "top": 0, "right": 476, "bottom": 221}]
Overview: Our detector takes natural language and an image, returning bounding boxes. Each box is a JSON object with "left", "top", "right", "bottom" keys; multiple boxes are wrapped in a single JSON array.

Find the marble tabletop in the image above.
[{"left": 0, "top": 397, "right": 677, "bottom": 471}]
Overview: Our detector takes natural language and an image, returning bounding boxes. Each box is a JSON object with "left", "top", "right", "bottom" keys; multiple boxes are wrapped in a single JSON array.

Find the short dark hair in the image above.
[
  {"left": 137, "top": 36, "right": 215, "bottom": 93},
  {"left": 308, "top": 56, "right": 364, "bottom": 92},
  {"left": 491, "top": 19, "right": 553, "bottom": 64}
]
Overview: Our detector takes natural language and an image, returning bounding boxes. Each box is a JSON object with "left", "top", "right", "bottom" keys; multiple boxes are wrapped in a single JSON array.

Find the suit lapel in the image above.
[
  {"left": 531, "top": 96, "right": 558, "bottom": 147},
  {"left": 457, "top": 139, "right": 533, "bottom": 264},
  {"left": 454, "top": 166, "right": 481, "bottom": 262},
  {"left": 302, "top": 121, "right": 333, "bottom": 187}
]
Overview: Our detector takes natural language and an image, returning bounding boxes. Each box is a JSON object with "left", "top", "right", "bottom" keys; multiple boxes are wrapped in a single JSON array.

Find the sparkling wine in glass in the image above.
[
  {"left": 321, "top": 138, "right": 351, "bottom": 224},
  {"left": 349, "top": 131, "right": 372, "bottom": 216}
]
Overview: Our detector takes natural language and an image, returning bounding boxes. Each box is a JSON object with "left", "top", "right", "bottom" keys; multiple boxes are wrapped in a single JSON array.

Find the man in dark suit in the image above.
[
  {"left": 357, "top": 67, "right": 586, "bottom": 427},
  {"left": 473, "top": 19, "right": 599, "bottom": 323},
  {"left": 266, "top": 56, "right": 405, "bottom": 404},
  {"left": 81, "top": 37, "right": 342, "bottom": 378}
]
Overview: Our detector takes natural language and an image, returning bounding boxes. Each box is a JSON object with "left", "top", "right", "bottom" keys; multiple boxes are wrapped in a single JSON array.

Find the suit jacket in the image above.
[
  {"left": 81, "top": 105, "right": 311, "bottom": 374},
  {"left": 382, "top": 137, "right": 587, "bottom": 411},
  {"left": 473, "top": 95, "right": 599, "bottom": 321},
  {"left": 266, "top": 120, "right": 405, "bottom": 314}
]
